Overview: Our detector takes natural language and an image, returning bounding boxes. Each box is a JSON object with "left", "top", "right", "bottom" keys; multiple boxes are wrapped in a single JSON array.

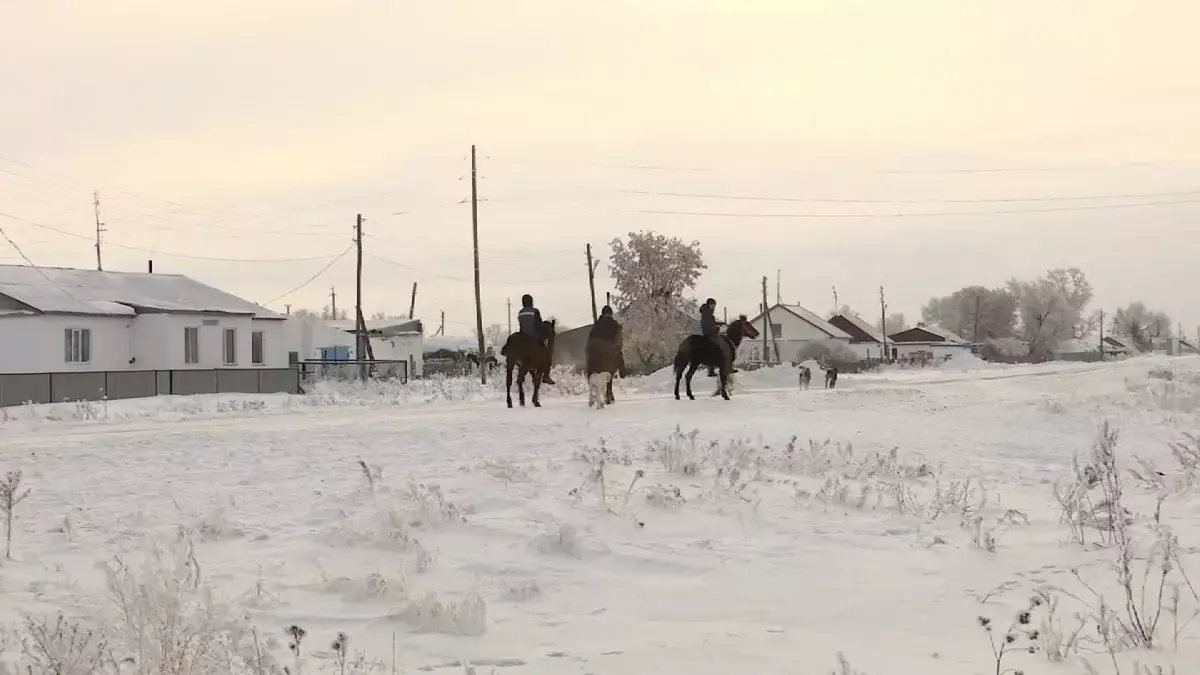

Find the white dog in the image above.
[{"left": 588, "top": 372, "right": 613, "bottom": 409}]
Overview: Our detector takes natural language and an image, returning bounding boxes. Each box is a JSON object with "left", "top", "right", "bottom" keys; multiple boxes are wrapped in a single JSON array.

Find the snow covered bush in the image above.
[
  {"left": 979, "top": 337, "right": 1028, "bottom": 362},
  {"left": 394, "top": 593, "right": 487, "bottom": 636},
  {"left": 795, "top": 339, "right": 861, "bottom": 371}
]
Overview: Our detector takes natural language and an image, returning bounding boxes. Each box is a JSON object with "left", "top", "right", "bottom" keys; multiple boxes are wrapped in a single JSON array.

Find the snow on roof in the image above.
[
  {"left": 424, "top": 334, "right": 482, "bottom": 353},
  {"left": 753, "top": 304, "right": 852, "bottom": 340},
  {"left": 326, "top": 317, "right": 423, "bottom": 334},
  {"left": 831, "top": 312, "right": 885, "bottom": 343},
  {"left": 0, "top": 265, "right": 280, "bottom": 318},
  {"left": 904, "top": 324, "right": 969, "bottom": 343}
]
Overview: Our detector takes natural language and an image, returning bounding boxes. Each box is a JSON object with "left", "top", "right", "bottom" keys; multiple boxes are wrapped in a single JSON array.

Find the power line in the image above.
[
  {"left": 0, "top": 211, "right": 342, "bottom": 262},
  {"left": 487, "top": 197, "right": 1200, "bottom": 219},
  {"left": 489, "top": 155, "right": 1200, "bottom": 175},
  {"left": 604, "top": 187, "right": 1200, "bottom": 205},
  {"left": 367, "top": 252, "right": 579, "bottom": 285},
  {"left": 0, "top": 224, "right": 85, "bottom": 303},
  {"left": 261, "top": 245, "right": 355, "bottom": 306}
]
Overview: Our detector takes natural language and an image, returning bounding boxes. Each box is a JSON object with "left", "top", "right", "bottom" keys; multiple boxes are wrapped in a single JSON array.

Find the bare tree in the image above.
[
  {"left": 879, "top": 312, "right": 906, "bottom": 335},
  {"left": 922, "top": 286, "right": 1017, "bottom": 341},
  {"left": 481, "top": 323, "right": 508, "bottom": 347}
]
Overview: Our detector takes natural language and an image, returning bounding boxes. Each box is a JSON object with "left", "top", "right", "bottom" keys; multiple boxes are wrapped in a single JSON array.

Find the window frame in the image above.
[
  {"left": 222, "top": 327, "right": 237, "bottom": 366},
  {"left": 63, "top": 328, "right": 92, "bottom": 363},
  {"left": 251, "top": 330, "right": 264, "bottom": 365},
  {"left": 184, "top": 326, "right": 200, "bottom": 364}
]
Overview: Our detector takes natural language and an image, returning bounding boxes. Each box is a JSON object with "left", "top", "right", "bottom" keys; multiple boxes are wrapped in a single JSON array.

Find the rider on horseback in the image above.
[
  {"left": 517, "top": 294, "right": 555, "bottom": 385},
  {"left": 700, "top": 298, "right": 724, "bottom": 377},
  {"left": 589, "top": 304, "right": 626, "bottom": 375}
]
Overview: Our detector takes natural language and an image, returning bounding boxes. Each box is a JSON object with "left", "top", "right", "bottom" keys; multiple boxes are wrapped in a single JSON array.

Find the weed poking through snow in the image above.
[{"left": 0, "top": 470, "right": 30, "bottom": 560}]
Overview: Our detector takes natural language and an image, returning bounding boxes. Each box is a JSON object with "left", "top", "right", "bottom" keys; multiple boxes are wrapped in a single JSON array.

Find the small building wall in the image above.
[
  {"left": 0, "top": 314, "right": 134, "bottom": 374},
  {"left": 367, "top": 334, "right": 424, "bottom": 376},
  {"left": 893, "top": 342, "right": 973, "bottom": 360}
]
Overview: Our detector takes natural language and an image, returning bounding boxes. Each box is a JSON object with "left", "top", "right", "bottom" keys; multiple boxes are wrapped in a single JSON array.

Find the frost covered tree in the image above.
[
  {"left": 879, "top": 312, "right": 906, "bottom": 335},
  {"left": 921, "top": 286, "right": 1017, "bottom": 342},
  {"left": 1007, "top": 268, "right": 1094, "bottom": 360},
  {"left": 607, "top": 231, "right": 706, "bottom": 372},
  {"left": 1112, "top": 302, "right": 1172, "bottom": 351},
  {"left": 608, "top": 230, "right": 706, "bottom": 305},
  {"left": 481, "top": 323, "right": 507, "bottom": 346}
]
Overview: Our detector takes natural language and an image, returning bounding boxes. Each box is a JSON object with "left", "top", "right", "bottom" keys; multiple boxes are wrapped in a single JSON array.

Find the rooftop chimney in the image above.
[{"left": 147, "top": 260, "right": 154, "bottom": 274}]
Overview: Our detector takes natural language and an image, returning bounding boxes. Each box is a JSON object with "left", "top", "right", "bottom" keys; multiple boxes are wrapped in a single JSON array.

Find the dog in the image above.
[
  {"left": 588, "top": 372, "right": 614, "bottom": 409},
  {"left": 798, "top": 366, "right": 812, "bottom": 390}
]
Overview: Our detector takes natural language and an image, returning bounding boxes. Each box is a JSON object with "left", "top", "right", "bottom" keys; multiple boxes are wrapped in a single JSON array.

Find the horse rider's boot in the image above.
[{"left": 542, "top": 373, "right": 556, "bottom": 385}]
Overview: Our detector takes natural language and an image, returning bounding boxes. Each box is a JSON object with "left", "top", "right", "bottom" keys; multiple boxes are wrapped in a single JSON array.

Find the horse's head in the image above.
[{"left": 727, "top": 314, "right": 759, "bottom": 346}]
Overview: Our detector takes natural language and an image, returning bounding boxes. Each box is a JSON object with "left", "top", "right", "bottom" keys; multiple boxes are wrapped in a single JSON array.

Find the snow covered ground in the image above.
[{"left": 1, "top": 356, "right": 1199, "bottom": 674}]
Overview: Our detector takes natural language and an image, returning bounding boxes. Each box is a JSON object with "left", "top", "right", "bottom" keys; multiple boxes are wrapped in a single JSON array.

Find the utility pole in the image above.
[
  {"left": 507, "top": 298, "right": 512, "bottom": 334},
  {"left": 972, "top": 292, "right": 982, "bottom": 344},
  {"left": 586, "top": 243, "right": 599, "bottom": 322},
  {"left": 832, "top": 286, "right": 839, "bottom": 314},
  {"left": 355, "top": 213, "right": 366, "bottom": 380},
  {"left": 776, "top": 270, "right": 781, "bottom": 304},
  {"left": 408, "top": 282, "right": 418, "bottom": 319},
  {"left": 330, "top": 287, "right": 337, "bottom": 320},
  {"left": 285, "top": 304, "right": 291, "bottom": 316},
  {"left": 1098, "top": 309, "right": 1105, "bottom": 361},
  {"left": 93, "top": 191, "right": 106, "bottom": 271},
  {"left": 470, "top": 145, "right": 487, "bottom": 384},
  {"left": 438, "top": 311, "right": 445, "bottom": 336},
  {"left": 879, "top": 286, "right": 889, "bottom": 363},
  {"left": 761, "top": 276, "right": 771, "bottom": 365}
]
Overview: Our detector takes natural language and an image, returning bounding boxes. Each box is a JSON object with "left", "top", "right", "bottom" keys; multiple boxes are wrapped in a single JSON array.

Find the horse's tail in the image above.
[
  {"left": 673, "top": 345, "right": 689, "bottom": 375},
  {"left": 499, "top": 342, "right": 508, "bottom": 357}
]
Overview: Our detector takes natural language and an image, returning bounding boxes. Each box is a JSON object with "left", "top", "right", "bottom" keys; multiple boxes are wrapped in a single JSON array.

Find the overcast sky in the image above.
[{"left": 2, "top": 0, "right": 1198, "bottom": 336}]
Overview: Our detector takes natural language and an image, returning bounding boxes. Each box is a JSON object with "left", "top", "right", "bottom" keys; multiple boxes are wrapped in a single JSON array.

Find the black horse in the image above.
[
  {"left": 500, "top": 320, "right": 556, "bottom": 408},
  {"left": 673, "top": 315, "right": 759, "bottom": 401}
]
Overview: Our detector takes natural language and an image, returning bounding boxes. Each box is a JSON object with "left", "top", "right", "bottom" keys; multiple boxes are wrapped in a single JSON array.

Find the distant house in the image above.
[
  {"left": 329, "top": 317, "right": 424, "bottom": 377},
  {"left": 0, "top": 264, "right": 293, "bottom": 404},
  {"left": 743, "top": 303, "right": 852, "bottom": 364},
  {"left": 828, "top": 313, "right": 887, "bottom": 360},
  {"left": 1180, "top": 337, "right": 1199, "bottom": 355},
  {"left": 1102, "top": 336, "right": 1134, "bottom": 356},
  {"left": 0, "top": 264, "right": 286, "bottom": 374},
  {"left": 887, "top": 323, "right": 973, "bottom": 361}
]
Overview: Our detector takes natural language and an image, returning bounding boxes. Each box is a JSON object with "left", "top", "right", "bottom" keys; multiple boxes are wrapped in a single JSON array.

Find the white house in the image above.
[
  {"left": 887, "top": 323, "right": 974, "bottom": 361},
  {"left": 0, "top": 264, "right": 287, "bottom": 375},
  {"left": 741, "top": 303, "right": 853, "bottom": 364},
  {"left": 827, "top": 313, "right": 887, "bottom": 360}
]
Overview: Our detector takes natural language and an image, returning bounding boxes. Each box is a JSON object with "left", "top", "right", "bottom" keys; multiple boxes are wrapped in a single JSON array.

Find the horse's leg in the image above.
[
  {"left": 532, "top": 365, "right": 542, "bottom": 407},
  {"left": 718, "top": 362, "right": 731, "bottom": 400},
  {"left": 684, "top": 361, "right": 700, "bottom": 400},
  {"left": 517, "top": 364, "right": 527, "bottom": 406},
  {"left": 605, "top": 371, "right": 615, "bottom": 404},
  {"left": 506, "top": 362, "right": 514, "bottom": 408}
]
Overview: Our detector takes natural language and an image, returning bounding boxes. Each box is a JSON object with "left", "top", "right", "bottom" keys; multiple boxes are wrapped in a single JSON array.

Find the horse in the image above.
[
  {"left": 673, "top": 315, "right": 759, "bottom": 401},
  {"left": 798, "top": 366, "right": 812, "bottom": 390},
  {"left": 824, "top": 366, "right": 839, "bottom": 389},
  {"left": 584, "top": 337, "right": 621, "bottom": 409},
  {"left": 500, "top": 319, "right": 556, "bottom": 408}
]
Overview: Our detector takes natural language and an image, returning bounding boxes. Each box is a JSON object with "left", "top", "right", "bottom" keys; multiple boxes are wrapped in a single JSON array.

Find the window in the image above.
[
  {"left": 251, "top": 331, "right": 264, "bottom": 365},
  {"left": 223, "top": 328, "right": 237, "bottom": 365},
  {"left": 769, "top": 323, "right": 783, "bottom": 338},
  {"left": 64, "top": 328, "right": 91, "bottom": 363},
  {"left": 184, "top": 327, "right": 199, "bottom": 364}
]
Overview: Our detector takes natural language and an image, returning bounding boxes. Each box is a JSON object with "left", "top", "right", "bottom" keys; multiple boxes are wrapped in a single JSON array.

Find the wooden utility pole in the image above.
[
  {"left": 586, "top": 243, "right": 599, "bottom": 321},
  {"left": 470, "top": 145, "right": 487, "bottom": 384},
  {"left": 832, "top": 286, "right": 839, "bottom": 314},
  {"left": 776, "top": 270, "right": 781, "bottom": 304},
  {"left": 284, "top": 304, "right": 291, "bottom": 316},
  {"left": 972, "top": 292, "right": 982, "bottom": 344},
  {"left": 408, "top": 282, "right": 418, "bottom": 319},
  {"left": 1098, "top": 309, "right": 1105, "bottom": 361},
  {"left": 330, "top": 287, "right": 337, "bottom": 320},
  {"left": 438, "top": 311, "right": 445, "bottom": 336},
  {"left": 93, "top": 191, "right": 106, "bottom": 271},
  {"left": 507, "top": 298, "right": 512, "bottom": 334},
  {"left": 355, "top": 213, "right": 366, "bottom": 379},
  {"left": 879, "top": 286, "right": 889, "bottom": 362},
  {"left": 761, "top": 276, "right": 772, "bottom": 365}
]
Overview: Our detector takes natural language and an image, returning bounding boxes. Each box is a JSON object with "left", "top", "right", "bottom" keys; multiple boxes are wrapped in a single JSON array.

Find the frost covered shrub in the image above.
[
  {"left": 795, "top": 339, "right": 862, "bottom": 371},
  {"left": 980, "top": 337, "right": 1029, "bottom": 363},
  {"left": 394, "top": 593, "right": 487, "bottom": 636}
]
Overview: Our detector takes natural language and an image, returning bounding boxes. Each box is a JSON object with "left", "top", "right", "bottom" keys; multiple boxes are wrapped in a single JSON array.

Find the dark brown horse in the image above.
[
  {"left": 674, "top": 316, "right": 759, "bottom": 401},
  {"left": 500, "top": 319, "right": 556, "bottom": 408},
  {"left": 584, "top": 338, "right": 621, "bottom": 409}
]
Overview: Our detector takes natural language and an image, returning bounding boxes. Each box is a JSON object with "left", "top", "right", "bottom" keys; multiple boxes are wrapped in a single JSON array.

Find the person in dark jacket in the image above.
[
  {"left": 516, "top": 294, "right": 555, "bottom": 384},
  {"left": 587, "top": 305, "right": 626, "bottom": 378},
  {"left": 700, "top": 298, "right": 726, "bottom": 376}
]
